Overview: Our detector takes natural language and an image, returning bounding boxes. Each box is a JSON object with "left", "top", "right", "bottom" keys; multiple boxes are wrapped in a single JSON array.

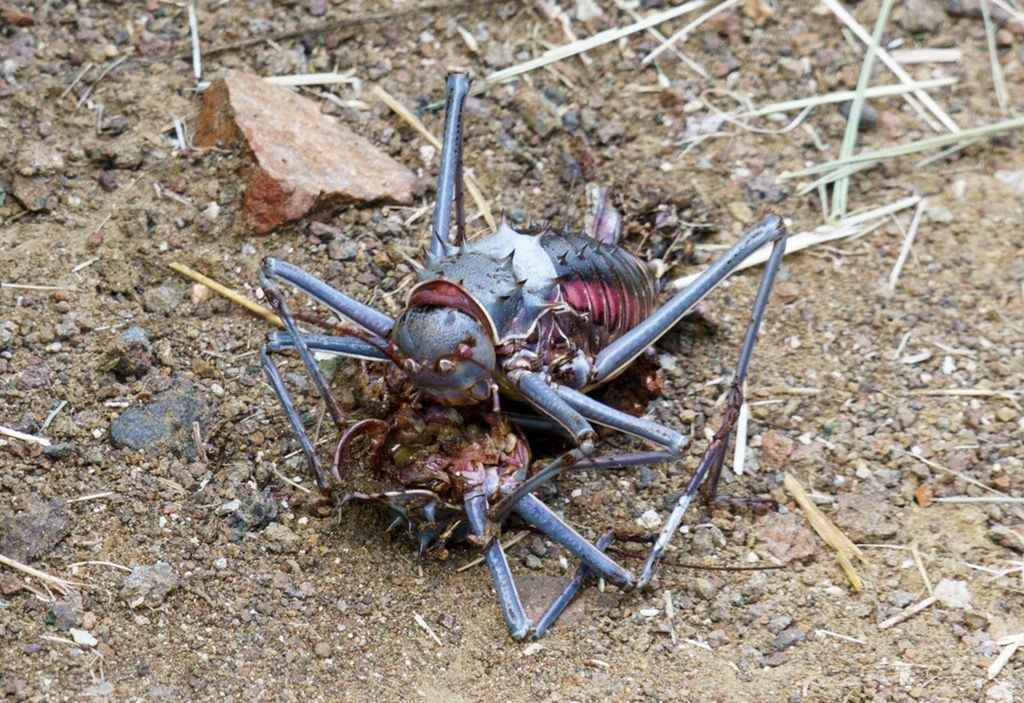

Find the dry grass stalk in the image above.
[
  {"left": 988, "top": 640, "right": 1020, "bottom": 680},
  {"left": 169, "top": 262, "right": 283, "bottom": 328},
  {"left": 784, "top": 473, "right": 865, "bottom": 591},
  {"left": 369, "top": 84, "right": 496, "bottom": 231},
  {"left": 887, "top": 198, "right": 928, "bottom": 295},
  {"left": 821, "top": 0, "right": 958, "bottom": 133},
  {"left": 877, "top": 594, "right": 937, "bottom": 630},
  {"left": 475, "top": 0, "right": 706, "bottom": 94},
  {"left": 413, "top": 612, "right": 444, "bottom": 646},
  {"left": 889, "top": 48, "right": 963, "bottom": 63},
  {"left": 187, "top": 2, "right": 201, "bottom": 83},
  {"left": 670, "top": 195, "right": 921, "bottom": 290},
  {"left": 783, "top": 116, "right": 1024, "bottom": 183},
  {"left": 0, "top": 425, "right": 52, "bottom": 447},
  {"left": 831, "top": 0, "right": 894, "bottom": 219},
  {"left": 736, "top": 77, "right": 957, "bottom": 118},
  {"left": 641, "top": 0, "right": 738, "bottom": 65},
  {"left": 612, "top": 0, "right": 709, "bottom": 78},
  {"left": 0, "top": 554, "right": 84, "bottom": 597},
  {"left": 897, "top": 449, "right": 1006, "bottom": 496},
  {"left": 980, "top": 0, "right": 1010, "bottom": 114},
  {"left": 265, "top": 71, "right": 358, "bottom": 87}
]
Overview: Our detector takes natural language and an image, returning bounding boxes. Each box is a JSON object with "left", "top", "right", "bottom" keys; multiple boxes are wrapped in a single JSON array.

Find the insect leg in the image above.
[
  {"left": 554, "top": 385, "right": 688, "bottom": 453},
  {"left": 511, "top": 494, "right": 634, "bottom": 586},
  {"left": 636, "top": 233, "right": 787, "bottom": 589},
  {"left": 267, "top": 331, "right": 388, "bottom": 361},
  {"left": 489, "top": 371, "right": 597, "bottom": 522},
  {"left": 465, "top": 491, "right": 532, "bottom": 640},
  {"left": 262, "top": 258, "right": 394, "bottom": 337},
  {"left": 591, "top": 215, "right": 787, "bottom": 383},
  {"left": 260, "top": 270, "right": 344, "bottom": 425},
  {"left": 260, "top": 347, "right": 330, "bottom": 491},
  {"left": 431, "top": 72, "right": 470, "bottom": 256},
  {"left": 532, "top": 529, "right": 615, "bottom": 639}
]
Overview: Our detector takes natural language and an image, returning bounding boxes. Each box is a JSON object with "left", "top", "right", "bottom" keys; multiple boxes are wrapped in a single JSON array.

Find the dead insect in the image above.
[{"left": 259, "top": 73, "right": 788, "bottom": 639}]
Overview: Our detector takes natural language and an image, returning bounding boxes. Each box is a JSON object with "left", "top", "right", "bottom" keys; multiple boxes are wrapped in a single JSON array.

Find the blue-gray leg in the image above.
[
  {"left": 591, "top": 215, "right": 787, "bottom": 382},
  {"left": 262, "top": 258, "right": 394, "bottom": 337},
  {"left": 465, "top": 492, "right": 532, "bottom": 640},
  {"left": 512, "top": 494, "right": 634, "bottom": 586},
  {"left": 260, "top": 270, "right": 344, "bottom": 425},
  {"left": 267, "top": 331, "right": 388, "bottom": 360},
  {"left": 533, "top": 530, "right": 615, "bottom": 639},
  {"left": 260, "top": 348, "right": 331, "bottom": 490},
  {"left": 430, "top": 72, "right": 471, "bottom": 257},
  {"left": 554, "top": 384, "right": 688, "bottom": 453},
  {"left": 637, "top": 231, "right": 788, "bottom": 588}
]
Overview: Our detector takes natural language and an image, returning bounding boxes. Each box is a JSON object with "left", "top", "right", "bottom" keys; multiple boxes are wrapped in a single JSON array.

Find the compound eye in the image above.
[
  {"left": 437, "top": 358, "right": 456, "bottom": 373},
  {"left": 455, "top": 342, "right": 474, "bottom": 358}
]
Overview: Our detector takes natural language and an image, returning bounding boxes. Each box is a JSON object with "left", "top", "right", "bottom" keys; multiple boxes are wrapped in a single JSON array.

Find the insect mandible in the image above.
[{"left": 258, "top": 72, "right": 788, "bottom": 640}]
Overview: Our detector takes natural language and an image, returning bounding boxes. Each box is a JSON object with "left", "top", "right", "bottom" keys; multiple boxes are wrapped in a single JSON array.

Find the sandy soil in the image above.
[{"left": 1, "top": 1, "right": 1023, "bottom": 701}]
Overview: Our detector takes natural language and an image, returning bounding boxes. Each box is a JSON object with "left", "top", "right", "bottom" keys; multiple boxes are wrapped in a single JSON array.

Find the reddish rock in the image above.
[
  {"left": 755, "top": 512, "right": 817, "bottom": 564},
  {"left": 913, "top": 483, "right": 934, "bottom": 508},
  {"left": 193, "top": 71, "right": 416, "bottom": 233},
  {"left": 761, "top": 430, "right": 796, "bottom": 468},
  {"left": 835, "top": 492, "right": 899, "bottom": 542},
  {"left": 1, "top": 5, "right": 35, "bottom": 26}
]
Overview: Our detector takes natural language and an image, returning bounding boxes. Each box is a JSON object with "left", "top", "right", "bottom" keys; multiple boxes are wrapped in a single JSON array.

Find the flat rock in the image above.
[
  {"left": 0, "top": 494, "right": 71, "bottom": 562},
  {"left": 755, "top": 512, "right": 817, "bottom": 564},
  {"left": 835, "top": 492, "right": 899, "bottom": 542},
  {"left": 109, "top": 379, "right": 207, "bottom": 457},
  {"left": 193, "top": 70, "right": 415, "bottom": 232},
  {"left": 121, "top": 562, "right": 179, "bottom": 609}
]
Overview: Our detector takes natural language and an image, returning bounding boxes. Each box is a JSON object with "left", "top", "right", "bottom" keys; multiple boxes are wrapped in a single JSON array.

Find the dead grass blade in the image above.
[
  {"left": 784, "top": 474, "right": 865, "bottom": 591},
  {"left": 169, "top": 262, "right": 283, "bottom": 327},
  {"left": 370, "top": 85, "right": 496, "bottom": 232}
]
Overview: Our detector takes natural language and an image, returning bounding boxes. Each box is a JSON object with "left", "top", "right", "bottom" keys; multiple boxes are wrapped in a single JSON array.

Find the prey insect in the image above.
[{"left": 259, "top": 73, "right": 788, "bottom": 640}]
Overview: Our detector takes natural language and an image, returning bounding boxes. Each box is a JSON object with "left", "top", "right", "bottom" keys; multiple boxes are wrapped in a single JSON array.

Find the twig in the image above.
[
  {"left": 67, "top": 492, "right": 115, "bottom": 504},
  {"left": 192, "top": 421, "right": 209, "bottom": 463},
  {"left": 0, "top": 554, "right": 83, "bottom": 596},
  {"left": 369, "top": 84, "right": 496, "bottom": 231},
  {"left": 821, "top": 0, "right": 958, "bottom": 133},
  {"left": 169, "top": 262, "right": 283, "bottom": 327},
  {"left": 877, "top": 594, "right": 937, "bottom": 630},
  {"left": 59, "top": 62, "right": 94, "bottom": 100},
  {"left": 897, "top": 449, "right": 1006, "bottom": 497},
  {"left": 0, "top": 426, "right": 52, "bottom": 448},
  {"left": 75, "top": 55, "right": 128, "bottom": 109},
  {"left": 910, "top": 542, "right": 933, "bottom": 596},
  {"left": 980, "top": 0, "right": 1010, "bottom": 114},
  {"left": 831, "top": 0, "right": 894, "bottom": 219},
  {"left": 784, "top": 473, "right": 865, "bottom": 591},
  {"left": 271, "top": 465, "right": 313, "bottom": 494},
  {"left": 187, "top": 2, "right": 202, "bottom": 84},
  {"left": 413, "top": 612, "right": 443, "bottom": 646},
  {"left": 934, "top": 496, "right": 1024, "bottom": 504},
  {"left": 67, "top": 560, "right": 133, "bottom": 573},
  {"left": 41, "top": 400, "right": 68, "bottom": 431},
  {"left": 887, "top": 198, "right": 928, "bottom": 295},
  {"left": 641, "top": 0, "right": 737, "bottom": 65},
  {"left": 815, "top": 628, "right": 868, "bottom": 645},
  {"left": 989, "top": 641, "right": 1020, "bottom": 680},
  {"left": 456, "top": 531, "right": 529, "bottom": 572},
  {"left": 0, "top": 282, "right": 77, "bottom": 291},
  {"left": 265, "top": 72, "right": 358, "bottom": 87}
]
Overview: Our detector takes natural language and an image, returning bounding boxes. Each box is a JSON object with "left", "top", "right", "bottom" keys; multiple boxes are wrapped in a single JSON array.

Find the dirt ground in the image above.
[{"left": 2, "top": 1, "right": 1023, "bottom": 701}]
